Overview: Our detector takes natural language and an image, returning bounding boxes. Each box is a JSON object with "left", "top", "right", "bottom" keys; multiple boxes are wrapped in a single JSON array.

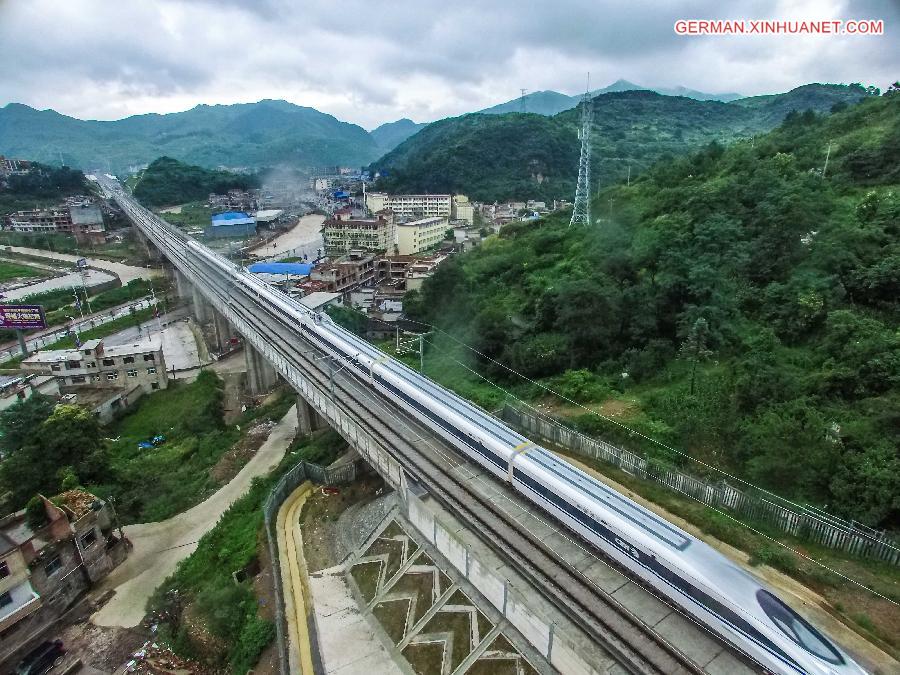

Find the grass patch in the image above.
[
  {"left": 89, "top": 371, "right": 239, "bottom": 523},
  {"left": 147, "top": 446, "right": 300, "bottom": 674},
  {"left": 0, "top": 260, "right": 48, "bottom": 282}
]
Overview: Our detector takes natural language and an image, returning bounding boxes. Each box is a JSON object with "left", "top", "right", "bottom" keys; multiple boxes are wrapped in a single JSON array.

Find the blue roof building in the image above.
[
  {"left": 206, "top": 211, "right": 256, "bottom": 238},
  {"left": 247, "top": 262, "right": 314, "bottom": 276}
]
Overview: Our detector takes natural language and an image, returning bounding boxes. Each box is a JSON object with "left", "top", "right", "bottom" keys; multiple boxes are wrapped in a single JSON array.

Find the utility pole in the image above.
[
  {"left": 626, "top": 164, "right": 631, "bottom": 187},
  {"left": 520, "top": 89, "right": 527, "bottom": 114},
  {"left": 822, "top": 142, "right": 833, "bottom": 178}
]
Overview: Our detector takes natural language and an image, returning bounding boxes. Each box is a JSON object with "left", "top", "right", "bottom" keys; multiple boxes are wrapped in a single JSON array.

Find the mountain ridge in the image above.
[{"left": 371, "top": 84, "right": 870, "bottom": 201}]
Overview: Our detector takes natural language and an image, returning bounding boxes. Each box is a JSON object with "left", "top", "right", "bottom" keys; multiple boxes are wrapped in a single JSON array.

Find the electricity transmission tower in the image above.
[{"left": 569, "top": 80, "right": 593, "bottom": 226}]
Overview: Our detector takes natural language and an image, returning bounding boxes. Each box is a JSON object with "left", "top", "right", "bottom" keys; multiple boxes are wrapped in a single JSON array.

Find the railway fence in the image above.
[{"left": 502, "top": 403, "right": 900, "bottom": 567}]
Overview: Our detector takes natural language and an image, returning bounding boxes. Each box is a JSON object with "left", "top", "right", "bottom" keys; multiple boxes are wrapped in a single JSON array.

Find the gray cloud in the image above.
[{"left": 0, "top": 0, "right": 896, "bottom": 128}]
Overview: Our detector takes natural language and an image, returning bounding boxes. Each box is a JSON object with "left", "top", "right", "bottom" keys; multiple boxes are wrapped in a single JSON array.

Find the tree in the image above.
[
  {"left": 679, "top": 318, "right": 713, "bottom": 396},
  {"left": 0, "top": 405, "right": 105, "bottom": 506},
  {"left": 0, "top": 393, "right": 55, "bottom": 456}
]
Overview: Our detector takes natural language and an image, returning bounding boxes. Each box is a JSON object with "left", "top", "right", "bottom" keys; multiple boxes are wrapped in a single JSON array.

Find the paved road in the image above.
[
  {"left": 251, "top": 214, "right": 324, "bottom": 262},
  {"left": 3, "top": 246, "right": 161, "bottom": 284},
  {"left": 0, "top": 298, "right": 157, "bottom": 364},
  {"left": 91, "top": 405, "right": 298, "bottom": 628},
  {"left": 1, "top": 268, "right": 116, "bottom": 301}
]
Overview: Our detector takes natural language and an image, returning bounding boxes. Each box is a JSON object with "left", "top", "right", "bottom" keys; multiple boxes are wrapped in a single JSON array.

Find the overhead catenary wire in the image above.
[
  {"left": 412, "top": 332, "right": 900, "bottom": 607},
  {"left": 406, "top": 318, "right": 897, "bottom": 547}
]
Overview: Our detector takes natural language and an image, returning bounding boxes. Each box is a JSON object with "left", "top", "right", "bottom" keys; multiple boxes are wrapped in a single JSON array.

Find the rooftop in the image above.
[
  {"left": 102, "top": 336, "right": 162, "bottom": 357},
  {"left": 52, "top": 489, "right": 103, "bottom": 520},
  {"left": 248, "top": 262, "right": 314, "bottom": 276},
  {"left": 299, "top": 292, "right": 341, "bottom": 311}
]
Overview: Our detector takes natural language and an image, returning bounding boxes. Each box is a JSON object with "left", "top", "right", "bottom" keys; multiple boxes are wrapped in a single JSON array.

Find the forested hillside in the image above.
[
  {"left": 133, "top": 157, "right": 260, "bottom": 207},
  {"left": 406, "top": 92, "right": 900, "bottom": 526},
  {"left": 0, "top": 99, "right": 380, "bottom": 173},
  {"left": 0, "top": 163, "right": 87, "bottom": 212},
  {"left": 372, "top": 84, "right": 869, "bottom": 201}
]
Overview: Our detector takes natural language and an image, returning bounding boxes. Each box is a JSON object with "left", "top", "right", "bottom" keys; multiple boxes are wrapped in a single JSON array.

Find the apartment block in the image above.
[
  {"left": 323, "top": 210, "right": 395, "bottom": 254},
  {"left": 366, "top": 192, "right": 454, "bottom": 220},
  {"left": 396, "top": 216, "right": 449, "bottom": 255}
]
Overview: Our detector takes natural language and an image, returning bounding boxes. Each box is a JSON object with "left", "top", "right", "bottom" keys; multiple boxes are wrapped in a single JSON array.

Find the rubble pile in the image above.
[
  {"left": 247, "top": 420, "right": 277, "bottom": 437},
  {"left": 122, "top": 641, "right": 211, "bottom": 674}
]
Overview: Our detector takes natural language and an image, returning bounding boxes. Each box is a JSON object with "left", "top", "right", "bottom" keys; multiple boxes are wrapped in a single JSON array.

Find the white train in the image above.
[{"left": 182, "top": 238, "right": 866, "bottom": 675}]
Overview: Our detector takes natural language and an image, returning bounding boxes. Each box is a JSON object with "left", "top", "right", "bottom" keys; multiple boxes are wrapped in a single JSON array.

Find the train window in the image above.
[{"left": 756, "top": 590, "right": 843, "bottom": 664}]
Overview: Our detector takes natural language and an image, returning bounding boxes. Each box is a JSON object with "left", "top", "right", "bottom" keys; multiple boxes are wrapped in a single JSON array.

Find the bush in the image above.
[
  {"left": 230, "top": 616, "right": 276, "bottom": 674},
  {"left": 552, "top": 369, "right": 611, "bottom": 403},
  {"left": 24, "top": 496, "right": 47, "bottom": 529},
  {"left": 748, "top": 543, "right": 799, "bottom": 574}
]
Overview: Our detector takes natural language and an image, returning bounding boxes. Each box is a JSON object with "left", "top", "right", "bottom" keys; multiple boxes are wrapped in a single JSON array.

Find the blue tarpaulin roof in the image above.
[
  {"left": 212, "top": 211, "right": 255, "bottom": 226},
  {"left": 332, "top": 190, "right": 350, "bottom": 199},
  {"left": 248, "top": 262, "right": 314, "bottom": 276}
]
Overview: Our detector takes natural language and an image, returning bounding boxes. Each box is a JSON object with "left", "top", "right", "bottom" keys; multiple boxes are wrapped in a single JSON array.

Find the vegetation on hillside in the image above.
[
  {"left": 133, "top": 157, "right": 260, "bottom": 208},
  {"left": 0, "top": 163, "right": 87, "bottom": 213},
  {"left": 148, "top": 429, "right": 345, "bottom": 673},
  {"left": 405, "top": 92, "right": 900, "bottom": 527},
  {"left": 0, "top": 99, "right": 381, "bottom": 173},
  {"left": 0, "top": 373, "right": 294, "bottom": 522},
  {"left": 372, "top": 84, "right": 870, "bottom": 202}
]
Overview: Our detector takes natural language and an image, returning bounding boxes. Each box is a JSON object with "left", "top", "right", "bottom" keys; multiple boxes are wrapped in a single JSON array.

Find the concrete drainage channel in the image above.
[{"left": 346, "top": 502, "right": 550, "bottom": 675}]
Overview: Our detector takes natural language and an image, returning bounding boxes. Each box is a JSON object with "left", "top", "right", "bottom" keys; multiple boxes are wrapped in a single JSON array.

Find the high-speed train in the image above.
[{"left": 182, "top": 235, "right": 864, "bottom": 675}]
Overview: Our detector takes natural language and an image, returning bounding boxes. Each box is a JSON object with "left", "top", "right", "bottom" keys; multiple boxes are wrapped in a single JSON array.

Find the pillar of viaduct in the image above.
[
  {"left": 296, "top": 395, "right": 327, "bottom": 435},
  {"left": 244, "top": 343, "right": 278, "bottom": 395}
]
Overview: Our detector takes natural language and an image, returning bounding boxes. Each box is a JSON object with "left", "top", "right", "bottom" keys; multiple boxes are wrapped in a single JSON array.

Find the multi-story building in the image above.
[
  {"left": 21, "top": 337, "right": 167, "bottom": 421},
  {"left": 310, "top": 252, "right": 376, "bottom": 293},
  {"left": 0, "top": 535, "right": 41, "bottom": 639},
  {"left": 6, "top": 209, "right": 71, "bottom": 233},
  {"left": 366, "top": 192, "right": 455, "bottom": 221},
  {"left": 451, "top": 195, "right": 475, "bottom": 225},
  {"left": 323, "top": 210, "right": 395, "bottom": 254},
  {"left": 6, "top": 205, "right": 107, "bottom": 242},
  {"left": 0, "top": 491, "right": 127, "bottom": 659},
  {"left": 396, "top": 216, "right": 448, "bottom": 255},
  {"left": 0, "top": 157, "right": 30, "bottom": 176}
]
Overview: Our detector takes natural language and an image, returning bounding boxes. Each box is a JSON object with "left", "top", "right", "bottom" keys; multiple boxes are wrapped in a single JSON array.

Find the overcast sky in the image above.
[{"left": 1, "top": 0, "right": 896, "bottom": 129}]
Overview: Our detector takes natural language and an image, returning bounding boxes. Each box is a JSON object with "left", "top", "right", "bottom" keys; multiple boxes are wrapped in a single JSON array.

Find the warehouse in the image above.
[{"left": 206, "top": 211, "right": 256, "bottom": 238}]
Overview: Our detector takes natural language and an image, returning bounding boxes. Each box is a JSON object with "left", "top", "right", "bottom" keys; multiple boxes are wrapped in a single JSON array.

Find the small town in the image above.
[{"left": 0, "top": 3, "right": 896, "bottom": 675}]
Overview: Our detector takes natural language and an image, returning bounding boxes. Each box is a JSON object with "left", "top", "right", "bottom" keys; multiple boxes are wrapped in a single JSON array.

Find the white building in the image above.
[
  {"left": 323, "top": 210, "right": 396, "bottom": 254},
  {"left": 396, "top": 217, "right": 448, "bottom": 256},
  {"left": 451, "top": 195, "right": 475, "bottom": 225},
  {"left": 366, "top": 192, "right": 454, "bottom": 220}
]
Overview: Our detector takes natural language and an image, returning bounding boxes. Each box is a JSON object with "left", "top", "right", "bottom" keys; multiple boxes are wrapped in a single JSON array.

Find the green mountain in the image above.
[
  {"left": 372, "top": 84, "right": 869, "bottom": 201},
  {"left": 370, "top": 118, "right": 429, "bottom": 152},
  {"left": 478, "top": 79, "right": 744, "bottom": 116},
  {"left": 405, "top": 92, "right": 900, "bottom": 526},
  {"left": 479, "top": 90, "right": 583, "bottom": 116},
  {"left": 0, "top": 99, "right": 381, "bottom": 174},
  {"left": 132, "top": 157, "right": 260, "bottom": 207}
]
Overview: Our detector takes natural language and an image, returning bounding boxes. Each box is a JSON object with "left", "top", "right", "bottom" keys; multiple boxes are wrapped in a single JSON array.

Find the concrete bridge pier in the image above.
[
  {"left": 296, "top": 395, "right": 327, "bottom": 435},
  {"left": 191, "top": 285, "right": 210, "bottom": 324},
  {"left": 244, "top": 344, "right": 278, "bottom": 395},
  {"left": 213, "top": 309, "right": 232, "bottom": 352},
  {"left": 174, "top": 269, "right": 191, "bottom": 301}
]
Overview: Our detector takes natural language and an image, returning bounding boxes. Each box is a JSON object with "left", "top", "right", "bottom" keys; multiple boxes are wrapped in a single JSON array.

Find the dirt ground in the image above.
[
  {"left": 57, "top": 620, "right": 148, "bottom": 673},
  {"left": 300, "top": 475, "right": 387, "bottom": 573},
  {"left": 209, "top": 419, "right": 277, "bottom": 483}
]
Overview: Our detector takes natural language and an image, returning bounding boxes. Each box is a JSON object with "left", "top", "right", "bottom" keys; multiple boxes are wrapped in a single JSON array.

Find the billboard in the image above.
[{"left": 0, "top": 305, "right": 47, "bottom": 330}]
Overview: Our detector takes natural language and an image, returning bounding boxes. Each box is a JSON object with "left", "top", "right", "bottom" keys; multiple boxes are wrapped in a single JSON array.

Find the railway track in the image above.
[{"left": 108, "top": 183, "right": 756, "bottom": 675}]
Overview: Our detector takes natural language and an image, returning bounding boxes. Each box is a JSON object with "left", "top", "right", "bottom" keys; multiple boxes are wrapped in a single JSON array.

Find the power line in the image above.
[
  {"left": 411, "top": 332, "right": 899, "bottom": 606},
  {"left": 404, "top": 318, "right": 899, "bottom": 550}
]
